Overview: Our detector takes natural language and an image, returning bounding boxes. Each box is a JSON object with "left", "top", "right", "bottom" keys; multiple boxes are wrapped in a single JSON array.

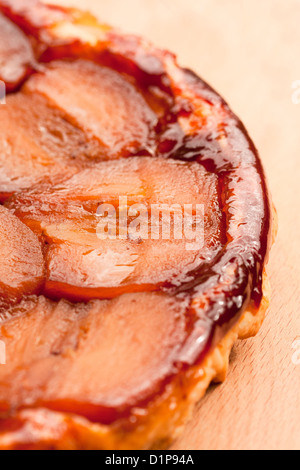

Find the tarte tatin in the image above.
[{"left": 0, "top": 0, "right": 276, "bottom": 450}]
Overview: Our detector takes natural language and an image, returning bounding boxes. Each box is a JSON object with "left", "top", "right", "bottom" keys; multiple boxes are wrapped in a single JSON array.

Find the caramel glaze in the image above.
[{"left": 0, "top": 0, "right": 273, "bottom": 426}]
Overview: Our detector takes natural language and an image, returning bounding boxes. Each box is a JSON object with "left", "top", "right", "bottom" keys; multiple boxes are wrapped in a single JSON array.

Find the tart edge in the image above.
[{"left": 0, "top": 207, "right": 277, "bottom": 451}]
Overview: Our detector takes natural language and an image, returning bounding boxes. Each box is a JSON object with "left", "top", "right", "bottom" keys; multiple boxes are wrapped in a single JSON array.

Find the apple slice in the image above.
[
  {"left": 0, "top": 57, "right": 159, "bottom": 202},
  {"left": 0, "top": 13, "right": 34, "bottom": 91},
  {"left": 7, "top": 157, "right": 222, "bottom": 301},
  {"left": 0, "top": 206, "right": 44, "bottom": 306},
  {"left": 24, "top": 59, "right": 158, "bottom": 159},
  {"left": 0, "top": 293, "right": 188, "bottom": 424},
  {"left": 0, "top": 91, "right": 107, "bottom": 201}
]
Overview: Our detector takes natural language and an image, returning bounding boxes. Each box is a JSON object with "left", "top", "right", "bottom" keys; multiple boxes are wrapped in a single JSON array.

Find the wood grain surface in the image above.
[{"left": 46, "top": 0, "right": 300, "bottom": 450}]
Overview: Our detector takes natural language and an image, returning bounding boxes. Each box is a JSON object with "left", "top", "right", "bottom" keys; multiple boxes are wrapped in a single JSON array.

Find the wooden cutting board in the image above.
[{"left": 46, "top": 0, "right": 300, "bottom": 450}]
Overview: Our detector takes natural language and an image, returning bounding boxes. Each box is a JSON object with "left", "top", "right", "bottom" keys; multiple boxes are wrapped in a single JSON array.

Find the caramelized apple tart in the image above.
[{"left": 0, "top": 0, "right": 275, "bottom": 450}]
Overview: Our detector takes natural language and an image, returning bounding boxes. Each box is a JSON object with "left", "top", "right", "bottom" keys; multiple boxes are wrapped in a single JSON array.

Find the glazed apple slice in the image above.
[
  {"left": 0, "top": 206, "right": 44, "bottom": 307},
  {"left": 0, "top": 90, "right": 109, "bottom": 201},
  {"left": 0, "top": 57, "right": 160, "bottom": 201},
  {"left": 0, "top": 293, "right": 188, "bottom": 424},
  {"left": 24, "top": 59, "right": 158, "bottom": 159},
  {"left": 0, "top": 13, "right": 34, "bottom": 91},
  {"left": 7, "top": 157, "right": 222, "bottom": 301}
]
